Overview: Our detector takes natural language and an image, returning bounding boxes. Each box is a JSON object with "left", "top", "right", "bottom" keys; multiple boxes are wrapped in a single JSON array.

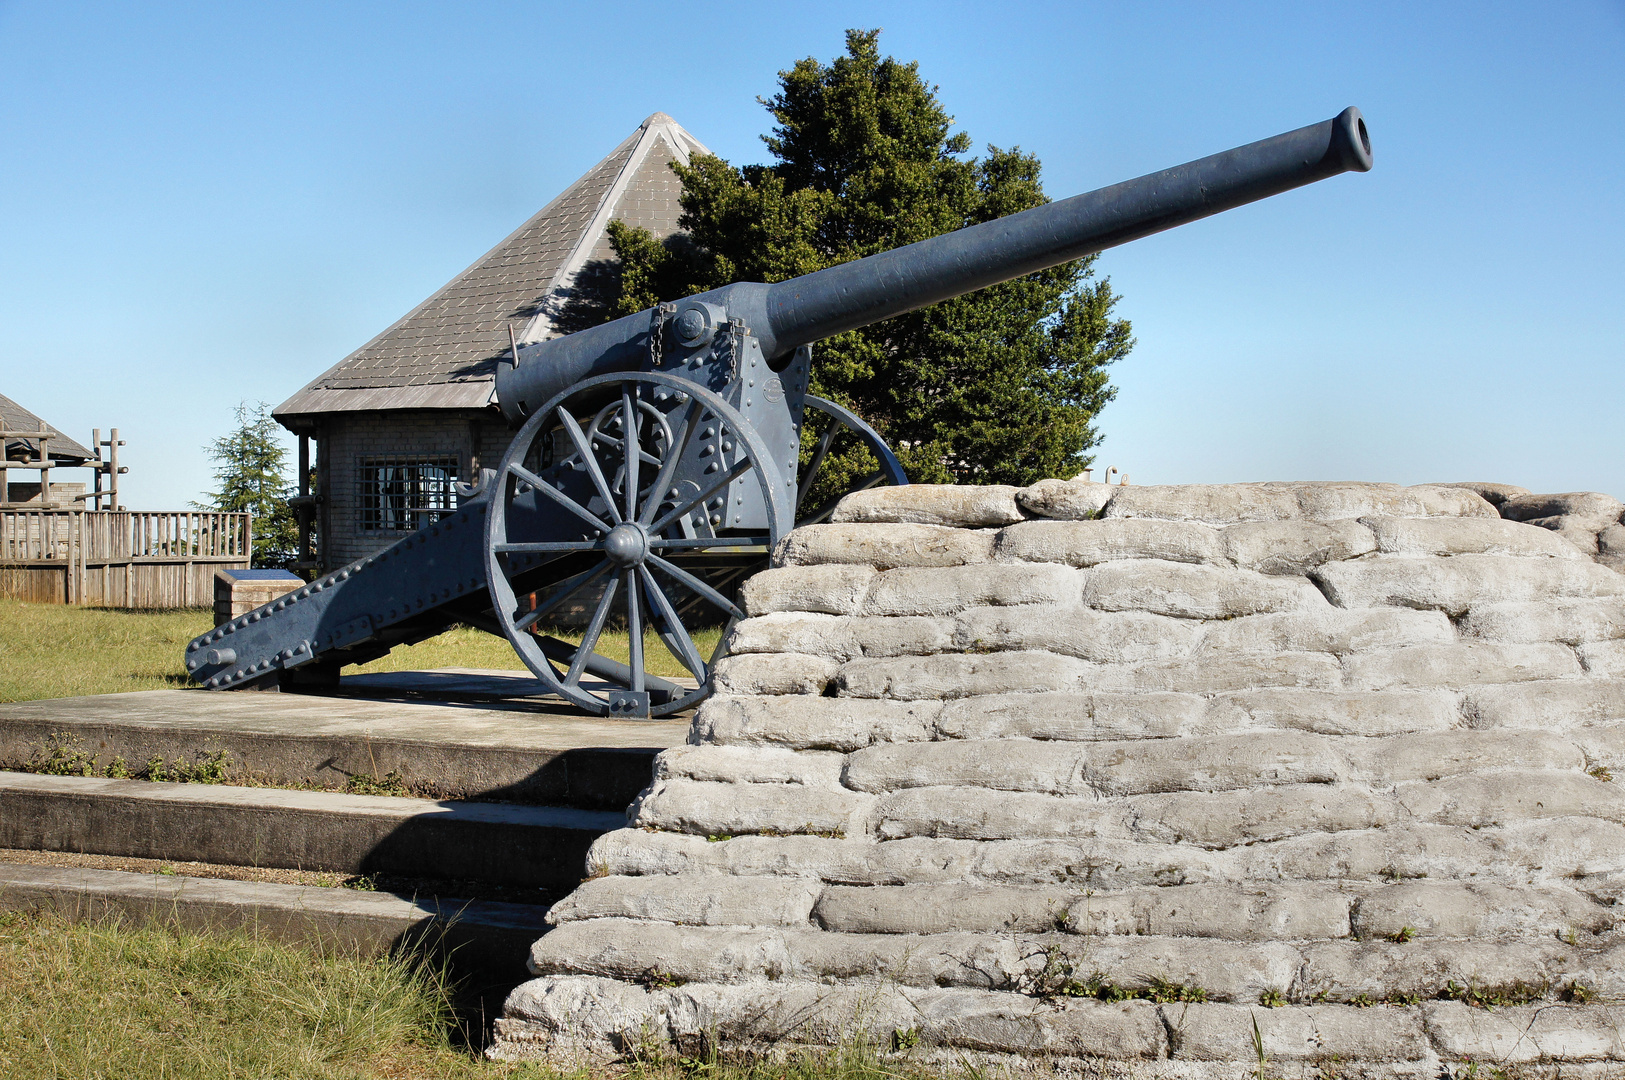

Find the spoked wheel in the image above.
[
  {"left": 795, "top": 395, "right": 909, "bottom": 526},
  {"left": 485, "top": 373, "right": 791, "bottom": 718}
]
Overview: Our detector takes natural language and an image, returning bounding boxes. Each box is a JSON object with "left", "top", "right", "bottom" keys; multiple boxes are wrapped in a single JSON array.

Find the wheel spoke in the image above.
[
  {"left": 625, "top": 569, "right": 645, "bottom": 693},
  {"left": 566, "top": 575, "right": 620, "bottom": 687},
  {"left": 512, "top": 558, "right": 614, "bottom": 632},
  {"left": 647, "top": 553, "right": 746, "bottom": 621},
  {"left": 509, "top": 462, "right": 610, "bottom": 534},
  {"left": 639, "top": 564, "right": 706, "bottom": 678},
  {"left": 494, "top": 541, "right": 599, "bottom": 554},
  {"left": 649, "top": 536, "right": 771, "bottom": 549},
  {"left": 649, "top": 457, "right": 752, "bottom": 535},
  {"left": 622, "top": 385, "right": 641, "bottom": 521},
  {"left": 797, "top": 426, "right": 838, "bottom": 513},
  {"left": 558, "top": 409, "right": 623, "bottom": 525},
  {"left": 638, "top": 399, "right": 700, "bottom": 527},
  {"left": 798, "top": 470, "right": 885, "bottom": 527}
]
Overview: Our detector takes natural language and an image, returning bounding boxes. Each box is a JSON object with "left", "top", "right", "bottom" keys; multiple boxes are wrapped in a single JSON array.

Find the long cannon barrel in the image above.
[{"left": 498, "top": 107, "right": 1371, "bottom": 422}]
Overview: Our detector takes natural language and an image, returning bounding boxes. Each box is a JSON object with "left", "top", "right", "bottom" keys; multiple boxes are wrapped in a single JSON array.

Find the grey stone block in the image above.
[
  {"left": 547, "top": 873, "right": 821, "bottom": 927},
  {"left": 1086, "top": 559, "right": 1326, "bottom": 619},
  {"left": 862, "top": 562, "right": 1082, "bottom": 616},
  {"left": 630, "top": 778, "right": 874, "bottom": 838},
  {"left": 1062, "top": 937, "right": 1302, "bottom": 1004},
  {"left": 1195, "top": 607, "right": 1454, "bottom": 657},
  {"left": 726, "top": 613, "right": 859, "bottom": 659},
  {"left": 1205, "top": 688, "right": 1459, "bottom": 737},
  {"left": 953, "top": 604, "right": 1199, "bottom": 664},
  {"left": 692, "top": 695, "right": 939, "bottom": 752},
  {"left": 1495, "top": 816, "right": 1625, "bottom": 877},
  {"left": 935, "top": 690, "right": 1205, "bottom": 741},
  {"left": 845, "top": 731, "right": 1342, "bottom": 798},
  {"left": 741, "top": 564, "right": 875, "bottom": 616},
  {"left": 875, "top": 786, "right": 1130, "bottom": 842},
  {"left": 832, "top": 485, "right": 1025, "bottom": 528},
  {"left": 712, "top": 653, "right": 839, "bottom": 696},
  {"left": 993, "top": 518, "right": 1225, "bottom": 566},
  {"left": 773, "top": 522, "right": 995, "bottom": 569},
  {"left": 1127, "top": 785, "right": 1392, "bottom": 848},
  {"left": 837, "top": 651, "right": 1091, "bottom": 699},
  {"left": 587, "top": 829, "right": 984, "bottom": 886},
  {"left": 814, "top": 883, "right": 1075, "bottom": 934},
  {"left": 1578, "top": 640, "right": 1625, "bottom": 677},
  {"left": 1067, "top": 883, "right": 1354, "bottom": 940},
  {"left": 1314, "top": 554, "right": 1625, "bottom": 616},
  {"left": 1363, "top": 515, "right": 1586, "bottom": 558},
  {"left": 1103, "top": 483, "right": 1304, "bottom": 524},
  {"left": 1346, "top": 730, "right": 1583, "bottom": 783},
  {"left": 1221, "top": 519, "right": 1377, "bottom": 575},
  {"left": 1015, "top": 478, "right": 1117, "bottom": 520},
  {"left": 971, "top": 837, "right": 1223, "bottom": 888},
  {"left": 1461, "top": 598, "right": 1625, "bottom": 644},
  {"left": 1235, "top": 824, "right": 1503, "bottom": 883},
  {"left": 1425, "top": 1002, "right": 1625, "bottom": 1062},
  {"left": 1343, "top": 643, "right": 1581, "bottom": 690},
  {"left": 1299, "top": 939, "right": 1570, "bottom": 1003},
  {"left": 1428, "top": 481, "right": 1531, "bottom": 507},
  {"left": 1351, "top": 881, "right": 1614, "bottom": 940},
  {"left": 1398, "top": 771, "right": 1625, "bottom": 828},
  {"left": 1086, "top": 651, "right": 1344, "bottom": 693},
  {"left": 654, "top": 745, "right": 845, "bottom": 788},
  {"left": 1167, "top": 1002, "right": 1431, "bottom": 1061},
  {"left": 1465, "top": 679, "right": 1625, "bottom": 729},
  {"left": 1501, "top": 491, "right": 1625, "bottom": 530}
]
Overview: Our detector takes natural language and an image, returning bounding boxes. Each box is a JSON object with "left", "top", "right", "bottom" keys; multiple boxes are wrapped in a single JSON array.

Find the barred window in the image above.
[{"left": 357, "top": 457, "right": 459, "bottom": 531}]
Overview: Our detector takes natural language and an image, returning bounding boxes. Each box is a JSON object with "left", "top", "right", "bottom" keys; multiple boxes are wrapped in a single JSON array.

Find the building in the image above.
[
  {"left": 1, "top": 393, "right": 95, "bottom": 508},
  {"left": 273, "top": 113, "right": 708, "bottom": 574}
]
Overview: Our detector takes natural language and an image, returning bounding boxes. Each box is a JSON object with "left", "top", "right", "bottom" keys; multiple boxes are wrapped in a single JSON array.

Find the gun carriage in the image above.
[{"left": 186, "top": 108, "right": 1373, "bottom": 717}]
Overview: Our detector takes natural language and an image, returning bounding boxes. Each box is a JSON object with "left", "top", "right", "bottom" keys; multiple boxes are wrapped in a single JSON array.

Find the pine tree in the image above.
[
  {"left": 197, "top": 402, "right": 297, "bottom": 569},
  {"left": 597, "top": 29, "right": 1134, "bottom": 485}
]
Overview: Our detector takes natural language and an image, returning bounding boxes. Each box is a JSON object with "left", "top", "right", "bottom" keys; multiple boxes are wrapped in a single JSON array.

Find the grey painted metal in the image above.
[
  {"left": 495, "top": 107, "right": 1371, "bottom": 423},
  {"left": 186, "top": 107, "right": 1372, "bottom": 714}
]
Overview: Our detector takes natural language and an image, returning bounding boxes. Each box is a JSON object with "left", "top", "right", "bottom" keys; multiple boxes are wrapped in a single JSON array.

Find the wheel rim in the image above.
[
  {"left": 795, "top": 395, "right": 909, "bottom": 527},
  {"left": 485, "top": 373, "right": 790, "bottom": 717}
]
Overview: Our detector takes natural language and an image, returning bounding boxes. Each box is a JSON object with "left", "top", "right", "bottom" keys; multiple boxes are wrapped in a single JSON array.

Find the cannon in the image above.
[{"left": 186, "top": 107, "right": 1373, "bottom": 717}]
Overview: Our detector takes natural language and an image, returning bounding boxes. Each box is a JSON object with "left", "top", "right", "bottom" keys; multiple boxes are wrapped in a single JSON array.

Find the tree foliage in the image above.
[
  {"left": 597, "top": 29, "right": 1134, "bottom": 485},
  {"left": 196, "top": 401, "right": 297, "bottom": 569}
]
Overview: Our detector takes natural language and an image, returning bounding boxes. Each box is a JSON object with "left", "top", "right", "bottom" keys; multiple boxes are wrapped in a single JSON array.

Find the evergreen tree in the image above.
[
  {"left": 598, "top": 29, "right": 1134, "bottom": 485},
  {"left": 197, "top": 402, "right": 297, "bottom": 569}
]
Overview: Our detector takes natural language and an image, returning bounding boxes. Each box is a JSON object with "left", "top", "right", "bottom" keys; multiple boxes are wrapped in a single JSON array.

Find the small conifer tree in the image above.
[{"left": 196, "top": 402, "right": 296, "bottom": 569}]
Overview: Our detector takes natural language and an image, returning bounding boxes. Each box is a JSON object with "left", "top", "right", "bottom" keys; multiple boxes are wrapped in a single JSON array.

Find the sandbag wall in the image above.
[{"left": 495, "top": 480, "right": 1625, "bottom": 1074}]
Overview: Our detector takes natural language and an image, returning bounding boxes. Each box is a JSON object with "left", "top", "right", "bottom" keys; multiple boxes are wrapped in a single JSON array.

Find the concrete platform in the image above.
[
  {"left": 0, "top": 862, "right": 549, "bottom": 985},
  {"left": 0, "top": 771, "right": 625, "bottom": 891},
  {"left": 0, "top": 668, "right": 690, "bottom": 807}
]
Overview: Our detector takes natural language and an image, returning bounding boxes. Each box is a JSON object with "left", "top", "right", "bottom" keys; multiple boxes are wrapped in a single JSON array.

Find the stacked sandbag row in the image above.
[{"left": 494, "top": 481, "right": 1625, "bottom": 1074}]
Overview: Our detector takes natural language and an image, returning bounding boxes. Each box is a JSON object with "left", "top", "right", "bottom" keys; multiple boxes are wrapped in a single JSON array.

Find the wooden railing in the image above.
[{"left": 0, "top": 510, "right": 251, "bottom": 608}]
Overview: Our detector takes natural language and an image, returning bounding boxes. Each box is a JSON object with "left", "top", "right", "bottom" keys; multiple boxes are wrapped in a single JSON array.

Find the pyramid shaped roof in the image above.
[
  {"left": 1, "top": 392, "right": 93, "bottom": 463},
  {"left": 275, "top": 113, "right": 708, "bottom": 421}
]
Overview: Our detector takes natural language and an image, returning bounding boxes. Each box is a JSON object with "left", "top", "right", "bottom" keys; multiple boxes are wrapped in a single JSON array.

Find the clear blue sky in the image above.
[{"left": 3, "top": 1, "right": 1622, "bottom": 509}]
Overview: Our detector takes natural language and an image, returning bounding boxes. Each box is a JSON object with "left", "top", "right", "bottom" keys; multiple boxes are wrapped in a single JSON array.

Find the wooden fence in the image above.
[{"left": 0, "top": 510, "right": 251, "bottom": 608}]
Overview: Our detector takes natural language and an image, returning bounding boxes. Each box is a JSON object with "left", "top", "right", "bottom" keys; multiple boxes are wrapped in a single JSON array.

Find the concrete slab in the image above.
[
  {"left": 0, "top": 669, "right": 690, "bottom": 807},
  {"left": 0, "top": 771, "right": 625, "bottom": 890},
  {"left": 0, "top": 862, "right": 549, "bottom": 983}
]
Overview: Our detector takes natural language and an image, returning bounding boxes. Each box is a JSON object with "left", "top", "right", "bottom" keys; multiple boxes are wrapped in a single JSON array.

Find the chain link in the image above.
[{"left": 648, "top": 303, "right": 674, "bottom": 367}]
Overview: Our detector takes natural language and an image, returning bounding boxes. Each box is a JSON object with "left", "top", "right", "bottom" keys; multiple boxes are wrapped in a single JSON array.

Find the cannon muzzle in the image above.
[{"left": 497, "top": 107, "right": 1371, "bottom": 422}]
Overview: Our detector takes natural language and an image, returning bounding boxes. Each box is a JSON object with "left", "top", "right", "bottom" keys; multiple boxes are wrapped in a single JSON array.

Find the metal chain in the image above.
[{"left": 648, "top": 303, "right": 674, "bottom": 367}]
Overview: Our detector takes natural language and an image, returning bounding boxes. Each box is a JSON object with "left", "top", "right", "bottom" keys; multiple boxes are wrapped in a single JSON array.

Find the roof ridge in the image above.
[{"left": 275, "top": 113, "right": 709, "bottom": 421}]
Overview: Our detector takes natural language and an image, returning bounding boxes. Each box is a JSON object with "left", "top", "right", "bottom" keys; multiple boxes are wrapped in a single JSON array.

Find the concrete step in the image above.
[
  {"left": 0, "top": 862, "right": 549, "bottom": 986},
  {"left": 0, "top": 671, "right": 688, "bottom": 808},
  {"left": 0, "top": 771, "right": 624, "bottom": 892}
]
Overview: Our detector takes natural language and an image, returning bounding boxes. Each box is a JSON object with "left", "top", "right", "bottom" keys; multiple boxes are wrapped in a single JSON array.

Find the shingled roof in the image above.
[
  {"left": 1, "top": 392, "right": 93, "bottom": 463},
  {"left": 275, "top": 113, "right": 708, "bottom": 421}
]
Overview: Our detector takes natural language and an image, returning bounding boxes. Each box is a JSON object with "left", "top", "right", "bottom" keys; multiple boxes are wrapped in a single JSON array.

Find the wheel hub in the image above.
[{"left": 602, "top": 522, "right": 649, "bottom": 567}]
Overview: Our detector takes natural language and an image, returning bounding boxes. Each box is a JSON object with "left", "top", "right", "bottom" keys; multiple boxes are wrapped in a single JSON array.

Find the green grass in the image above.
[
  {"left": 0, "top": 909, "right": 553, "bottom": 1079},
  {"left": 0, "top": 909, "right": 969, "bottom": 1080},
  {"left": 0, "top": 600, "right": 722, "bottom": 703}
]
